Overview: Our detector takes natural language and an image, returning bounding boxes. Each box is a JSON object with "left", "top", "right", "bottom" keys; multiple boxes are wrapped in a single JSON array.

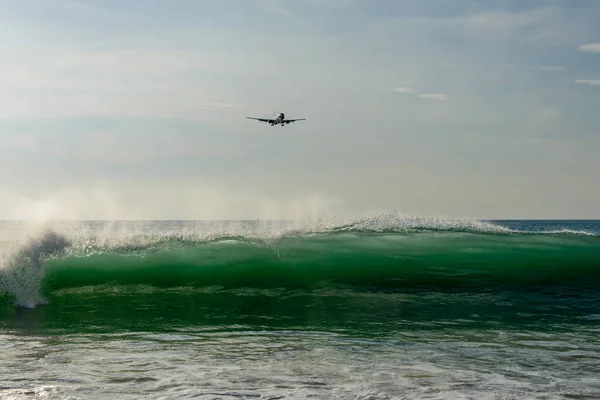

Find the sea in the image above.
[{"left": 0, "top": 214, "right": 599, "bottom": 399}]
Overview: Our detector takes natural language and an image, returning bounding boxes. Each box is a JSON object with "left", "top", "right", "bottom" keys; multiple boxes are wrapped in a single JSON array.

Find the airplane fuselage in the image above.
[{"left": 271, "top": 113, "right": 286, "bottom": 126}]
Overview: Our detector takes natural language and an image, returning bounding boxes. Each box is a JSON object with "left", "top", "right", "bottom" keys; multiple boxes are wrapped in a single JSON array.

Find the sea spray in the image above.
[{"left": 0, "top": 230, "right": 69, "bottom": 308}]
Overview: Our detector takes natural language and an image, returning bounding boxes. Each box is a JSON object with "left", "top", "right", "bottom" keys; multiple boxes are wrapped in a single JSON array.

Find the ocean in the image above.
[{"left": 1, "top": 215, "right": 599, "bottom": 399}]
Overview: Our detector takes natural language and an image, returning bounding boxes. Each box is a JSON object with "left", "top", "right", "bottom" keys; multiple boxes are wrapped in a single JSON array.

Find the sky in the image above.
[{"left": 1, "top": 0, "right": 599, "bottom": 220}]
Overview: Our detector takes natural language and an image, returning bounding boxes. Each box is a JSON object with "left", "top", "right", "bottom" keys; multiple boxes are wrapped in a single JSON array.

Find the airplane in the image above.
[{"left": 246, "top": 111, "right": 306, "bottom": 126}]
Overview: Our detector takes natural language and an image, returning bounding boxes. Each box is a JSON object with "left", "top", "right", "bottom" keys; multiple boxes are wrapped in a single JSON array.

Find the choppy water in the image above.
[{"left": 1, "top": 215, "right": 599, "bottom": 399}]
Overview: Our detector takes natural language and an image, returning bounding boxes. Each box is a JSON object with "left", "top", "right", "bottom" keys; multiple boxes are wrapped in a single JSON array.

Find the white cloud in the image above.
[
  {"left": 461, "top": 9, "right": 549, "bottom": 32},
  {"left": 577, "top": 43, "right": 600, "bottom": 53},
  {"left": 501, "top": 65, "right": 565, "bottom": 71},
  {"left": 201, "top": 103, "right": 239, "bottom": 109},
  {"left": 388, "top": 86, "right": 414, "bottom": 94},
  {"left": 418, "top": 8, "right": 560, "bottom": 40},
  {"left": 575, "top": 79, "right": 600, "bottom": 86},
  {"left": 524, "top": 106, "right": 562, "bottom": 133},
  {"left": 412, "top": 6, "right": 597, "bottom": 45},
  {"left": 389, "top": 88, "right": 449, "bottom": 102},
  {"left": 418, "top": 93, "right": 448, "bottom": 102},
  {"left": 530, "top": 66, "right": 565, "bottom": 71}
]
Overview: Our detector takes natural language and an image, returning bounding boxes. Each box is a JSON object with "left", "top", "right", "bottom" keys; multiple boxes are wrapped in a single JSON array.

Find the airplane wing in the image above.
[
  {"left": 283, "top": 118, "right": 307, "bottom": 123},
  {"left": 246, "top": 117, "right": 274, "bottom": 123}
]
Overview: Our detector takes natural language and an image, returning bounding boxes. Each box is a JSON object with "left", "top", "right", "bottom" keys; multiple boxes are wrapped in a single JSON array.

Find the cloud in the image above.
[
  {"left": 577, "top": 43, "right": 600, "bottom": 53},
  {"left": 418, "top": 7, "right": 563, "bottom": 41},
  {"left": 389, "top": 88, "right": 449, "bottom": 102},
  {"left": 418, "top": 93, "right": 448, "bottom": 102},
  {"left": 524, "top": 106, "right": 562, "bottom": 133},
  {"left": 529, "top": 66, "right": 565, "bottom": 72},
  {"left": 201, "top": 103, "right": 239, "bottom": 109},
  {"left": 460, "top": 9, "right": 549, "bottom": 32},
  {"left": 501, "top": 65, "right": 565, "bottom": 71},
  {"left": 388, "top": 87, "right": 414, "bottom": 94},
  {"left": 575, "top": 80, "right": 600, "bottom": 86},
  {"left": 411, "top": 6, "right": 597, "bottom": 45}
]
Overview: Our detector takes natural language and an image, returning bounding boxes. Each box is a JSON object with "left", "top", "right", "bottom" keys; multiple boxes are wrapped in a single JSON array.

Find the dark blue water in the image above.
[{"left": 492, "top": 219, "right": 600, "bottom": 235}]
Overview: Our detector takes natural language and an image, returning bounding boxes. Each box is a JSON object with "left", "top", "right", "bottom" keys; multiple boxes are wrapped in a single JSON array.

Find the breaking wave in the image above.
[{"left": 1, "top": 213, "right": 599, "bottom": 309}]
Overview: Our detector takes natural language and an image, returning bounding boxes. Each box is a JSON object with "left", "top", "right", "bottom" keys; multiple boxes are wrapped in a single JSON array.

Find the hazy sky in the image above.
[{"left": 1, "top": 0, "right": 599, "bottom": 220}]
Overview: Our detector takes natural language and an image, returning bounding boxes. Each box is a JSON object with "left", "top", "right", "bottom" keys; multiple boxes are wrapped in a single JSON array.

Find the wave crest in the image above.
[
  {"left": 329, "top": 212, "right": 513, "bottom": 234},
  {"left": 0, "top": 231, "right": 70, "bottom": 308}
]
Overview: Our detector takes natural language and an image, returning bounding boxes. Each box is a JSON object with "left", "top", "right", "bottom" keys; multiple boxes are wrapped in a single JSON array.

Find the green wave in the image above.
[
  {"left": 2, "top": 228, "right": 600, "bottom": 333},
  {"left": 2, "top": 228, "right": 600, "bottom": 312},
  {"left": 40, "top": 232, "right": 600, "bottom": 295}
]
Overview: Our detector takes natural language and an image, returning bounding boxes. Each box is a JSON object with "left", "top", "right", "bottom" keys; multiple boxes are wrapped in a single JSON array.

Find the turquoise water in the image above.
[{"left": 1, "top": 216, "right": 599, "bottom": 399}]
